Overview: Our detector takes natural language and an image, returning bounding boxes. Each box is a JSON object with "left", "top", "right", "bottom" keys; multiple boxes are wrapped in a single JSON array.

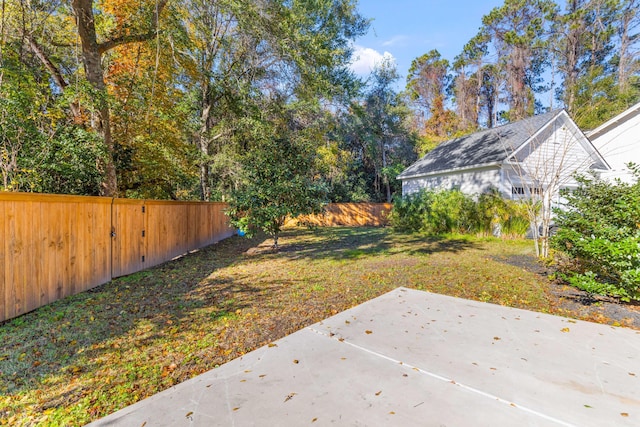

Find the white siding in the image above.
[
  {"left": 590, "top": 112, "right": 640, "bottom": 183},
  {"left": 402, "top": 167, "right": 501, "bottom": 197},
  {"left": 507, "top": 120, "right": 594, "bottom": 193}
]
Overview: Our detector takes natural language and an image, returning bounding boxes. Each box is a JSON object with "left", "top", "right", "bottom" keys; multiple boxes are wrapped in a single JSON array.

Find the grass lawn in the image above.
[{"left": 0, "top": 227, "right": 618, "bottom": 425}]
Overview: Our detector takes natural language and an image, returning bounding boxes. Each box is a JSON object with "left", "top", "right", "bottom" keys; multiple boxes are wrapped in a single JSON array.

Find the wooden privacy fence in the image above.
[
  {"left": 0, "top": 192, "right": 234, "bottom": 323},
  {"left": 288, "top": 203, "right": 393, "bottom": 227}
]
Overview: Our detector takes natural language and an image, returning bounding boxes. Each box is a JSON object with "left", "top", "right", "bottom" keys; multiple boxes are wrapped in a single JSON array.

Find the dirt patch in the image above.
[{"left": 493, "top": 254, "right": 640, "bottom": 329}]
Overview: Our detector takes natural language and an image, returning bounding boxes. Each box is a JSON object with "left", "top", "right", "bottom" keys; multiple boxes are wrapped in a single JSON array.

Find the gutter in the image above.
[{"left": 397, "top": 162, "right": 503, "bottom": 181}]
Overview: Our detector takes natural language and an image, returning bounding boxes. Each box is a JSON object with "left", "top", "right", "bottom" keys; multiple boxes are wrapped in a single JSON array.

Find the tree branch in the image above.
[
  {"left": 25, "top": 34, "right": 83, "bottom": 121},
  {"left": 97, "top": 0, "right": 168, "bottom": 55},
  {"left": 25, "top": 34, "right": 68, "bottom": 90}
]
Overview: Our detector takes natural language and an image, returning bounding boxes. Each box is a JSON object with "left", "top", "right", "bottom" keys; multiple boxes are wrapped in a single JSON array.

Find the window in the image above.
[{"left": 512, "top": 186, "right": 525, "bottom": 195}]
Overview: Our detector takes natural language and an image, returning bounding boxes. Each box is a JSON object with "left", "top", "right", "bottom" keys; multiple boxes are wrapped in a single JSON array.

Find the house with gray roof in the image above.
[{"left": 397, "top": 109, "right": 609, "bottom": 206}]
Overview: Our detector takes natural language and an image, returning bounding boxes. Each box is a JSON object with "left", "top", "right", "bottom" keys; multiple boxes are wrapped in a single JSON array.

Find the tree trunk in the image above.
[
  {"left": 199, "top": 99, "right": 212, "bottom": 201},
  {"left": 617, "top": 1, "right": 637, "bottom": 93},
  {"left": 72, "top": 0, "right": 117, "bottom": 196}
]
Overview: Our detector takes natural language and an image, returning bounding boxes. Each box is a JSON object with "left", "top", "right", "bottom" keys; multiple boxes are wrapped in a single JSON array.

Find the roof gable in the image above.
[
  {"left": 398, "top": 110, "right": 564, "bottom": 180},
  {"left": 586, "top": 102, "right": 640, "bottom": 141}
]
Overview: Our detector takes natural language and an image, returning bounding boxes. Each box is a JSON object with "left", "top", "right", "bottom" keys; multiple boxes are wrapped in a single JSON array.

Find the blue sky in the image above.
[{"left": 350, "top": 1, "right": 505, "bottom": 86}]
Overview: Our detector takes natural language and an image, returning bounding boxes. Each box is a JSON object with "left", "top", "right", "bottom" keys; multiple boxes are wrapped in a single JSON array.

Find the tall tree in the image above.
[
  {"left": 70, "top": 0, "right": 168, "bottom": 196},
  {"left": 616, "top": 0, "right": 640, "bottom": 93},
  {"left": 182, "top": 0, "right": 367, "bottom": 201},
  {"left": 552, "top": 0, "right": 619, "bottom": 116},
  {"left": 406, "top": 50, "right": 451, "bottom": 123},
  {"left": 342, "top": 59, "right": 416, "bottom": 202},
  {"left": 481, "top": 0, "right": 557, "bottom": 120},
  {"left": 14, "top": 0, "right": 169, "bottom": 196},
  {"left": 406, "top": 50, "right": 462, "bottom": 154}
]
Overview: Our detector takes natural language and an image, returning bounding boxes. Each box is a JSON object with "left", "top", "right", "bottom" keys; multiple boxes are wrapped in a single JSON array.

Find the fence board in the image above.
[
  {"left": 1, "top": 193, "right": 112, "bottom": 321},
  {"left": 111, "top": 199, "right": 146, "bottom": 278},
  {"left": 289, "top": 203, "right": 392, "bottom": 227},
  {"left": 1, "top": 195, "right": 374, "bottom": 323}
]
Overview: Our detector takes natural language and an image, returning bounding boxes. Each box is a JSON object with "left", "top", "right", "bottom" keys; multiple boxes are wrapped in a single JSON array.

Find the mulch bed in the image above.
[{"left": 496, "top": 254, "right": 640, "bottom": 329}]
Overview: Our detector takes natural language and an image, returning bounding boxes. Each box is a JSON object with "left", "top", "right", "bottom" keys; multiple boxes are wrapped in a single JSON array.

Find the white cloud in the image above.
[
  {"left": 382, "top": 35, "right": 409, "bottom": 47},
  {"left": 349, "top": 45, "right": 395, "bottom": 76}
]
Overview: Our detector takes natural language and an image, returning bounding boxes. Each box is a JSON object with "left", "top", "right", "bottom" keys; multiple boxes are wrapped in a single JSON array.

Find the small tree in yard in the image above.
[
  {"left": 227, "top": 131, "right": 327, "bottom": 249},
  {"left": 551, "top": 170, "right": 640, "bottom": 301},
  {"left": 501, "top": 113, "right": 603, "bottom": 258}
]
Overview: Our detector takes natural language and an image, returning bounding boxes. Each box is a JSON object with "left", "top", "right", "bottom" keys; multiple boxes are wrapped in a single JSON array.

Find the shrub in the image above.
[
  {"left": 551, "top": 172, "right": 640, "bottom": 301},
  {"left": 389, "top": 191, "right": 429, "bottom": 232},
  {"left": 390, "top": 188, "right": 531, "bottom": 238}
]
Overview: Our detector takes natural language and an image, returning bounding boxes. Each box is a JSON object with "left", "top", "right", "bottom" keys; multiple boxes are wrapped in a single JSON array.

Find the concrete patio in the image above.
[{"left": 88, "top": 287, "right": 639, "bottom": 426}]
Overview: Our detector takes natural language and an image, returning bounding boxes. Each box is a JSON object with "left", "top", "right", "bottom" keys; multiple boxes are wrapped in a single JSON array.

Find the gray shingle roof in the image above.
[{"left": 398, "top": 109, "right": 564, "bottom": 179}]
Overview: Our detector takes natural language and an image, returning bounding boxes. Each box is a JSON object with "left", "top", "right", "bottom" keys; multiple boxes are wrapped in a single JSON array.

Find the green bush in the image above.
[
  {"left": 551, "top": 172, "right": 640, "bottom": 301},
  {"left": 390, "top": 188, "right": 531, "bottom": 238},
  {"left": 389, "top": 191, "right": 430, "bottom": 232}
]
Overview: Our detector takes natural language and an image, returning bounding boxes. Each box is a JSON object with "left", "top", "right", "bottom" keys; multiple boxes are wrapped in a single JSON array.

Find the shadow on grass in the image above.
[
  {"left": 0, "top": 233, "right": 269, "bottom": 402},
  {"left": 276, "top": 226, "right": 480, "bottom": 261},
  {"left": 0, "top": 226, "right": 480, "bottom": 422}
]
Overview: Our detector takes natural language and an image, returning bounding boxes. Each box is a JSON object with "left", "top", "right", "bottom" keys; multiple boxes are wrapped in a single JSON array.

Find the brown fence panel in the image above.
[
  {"left": 290, "top": 203, "right": 392, "bottom": 227},
  {"left": 1, "top": 193, "right": 235, "bottom": 322},
  {"left": 1, "top": 193, "right": 112, "bottom": 321},
  {"left": 111, "top": 199, "right": 146, "bottom": 278},
  {"left": 144, "top": 201, "right": 235, "bottom": 270},
  {"left": 145, "top": 201, "right": 186, "bottom": 267}
]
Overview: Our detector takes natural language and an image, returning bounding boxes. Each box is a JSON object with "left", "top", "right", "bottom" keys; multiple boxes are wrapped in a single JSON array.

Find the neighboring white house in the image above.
[
  {"left": 397, "top": 109, "right": 610, "bottom": 207},
  {"left": 587, "top": 102, "right": 640, "bottom": 183}
]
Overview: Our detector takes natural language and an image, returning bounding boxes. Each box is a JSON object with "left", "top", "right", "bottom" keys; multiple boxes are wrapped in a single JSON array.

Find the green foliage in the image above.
[
  {"left": 336, "top": 59, "right": 418, "bottom": 202},
  {"left": 551, "top": 172, "right": 640, "bottom": 301},
  {"left": 0, "top": 53, "right": 105, "bottom": 195},
  {"left": 36, "top": 127, "right": 107, "bottom": 195},
  {"left": 227, "top": 107, "right": 328, "bottom": 247},
  {"left": 390, "top": 188, "right": 531, "bottom": 237}
]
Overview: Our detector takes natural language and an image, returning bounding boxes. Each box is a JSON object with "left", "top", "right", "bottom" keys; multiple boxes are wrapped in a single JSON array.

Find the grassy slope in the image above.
[{"left": 0, "top": 227, "right": 578, "bottom": 425}]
